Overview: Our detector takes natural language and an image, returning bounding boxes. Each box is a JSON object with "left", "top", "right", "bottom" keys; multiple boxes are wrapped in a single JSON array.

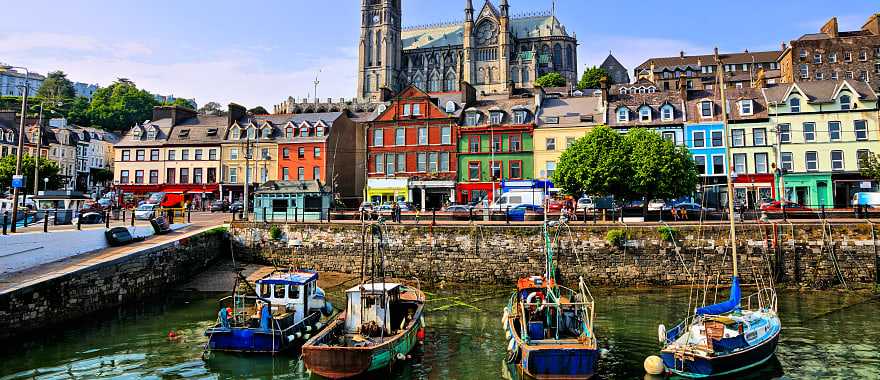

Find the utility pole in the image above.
[
  {"left": 10, "top": 67, "right": 30, "bottom": 233},
  {"left": 33, "top": 103, "right": 44, "bottom": 196}
]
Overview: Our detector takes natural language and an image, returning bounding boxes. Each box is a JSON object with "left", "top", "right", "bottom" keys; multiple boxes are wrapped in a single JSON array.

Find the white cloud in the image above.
[{"left": 579, "top": 35, "right": 711, "bottom": 78}]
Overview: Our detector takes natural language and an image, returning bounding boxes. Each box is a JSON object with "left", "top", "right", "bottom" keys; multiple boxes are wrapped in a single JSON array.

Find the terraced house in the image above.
[
  {"left": 220, "top": 104, "right": 277, "bottom": 202},
  {"left": 607, "top": 79, "right": 687, "bottom": 145},
  {"left": 456, "top": 95, "right": 536, "bottom": 203},
  {"left": 762, "top": 80, "right": 879, "bottom": 208},
  {"left": 532, "top": 90, "right": 603, "bottom": 184}
]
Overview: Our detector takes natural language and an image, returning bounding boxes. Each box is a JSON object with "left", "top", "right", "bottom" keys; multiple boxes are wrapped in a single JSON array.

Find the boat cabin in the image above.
[
  {"left": 256, "top": 270, "right": 320, "bottom": 322},
  {"left": 345, "top": 283, "right": 407, "bottom": 336}
]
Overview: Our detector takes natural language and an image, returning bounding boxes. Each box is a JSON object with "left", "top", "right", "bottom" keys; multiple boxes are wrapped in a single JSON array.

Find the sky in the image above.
[{"left": 1, "top": 0, "right": 877, "bottom": 110}]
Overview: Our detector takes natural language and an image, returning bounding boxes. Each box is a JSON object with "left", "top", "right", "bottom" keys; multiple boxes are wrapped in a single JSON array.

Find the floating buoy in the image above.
[
  {"left": 167, "top": 330, "right": 177, "bottom": 339},
  {"left": 396, "top": 352, "right": 406, "bottom": 360},
  {"left": 416, "top": 328, "right": 425, "bottom": 341},
  {"left": 287, "top": 335, "right": 296, "bottom": 343},
  {"left": 658, "top": 324, "right": 667, "bottom": 343},
  {"left": 644, "top": 355, "right": 665, "bottom": 375}
]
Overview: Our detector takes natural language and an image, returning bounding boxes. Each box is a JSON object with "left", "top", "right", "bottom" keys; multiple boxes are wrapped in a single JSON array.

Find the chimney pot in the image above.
[
  {"left": 782, "top": 42, "right": 787, "bottom": 50},
  {"left": 680, "top": 51, "right": 685, "bottom": 58}
]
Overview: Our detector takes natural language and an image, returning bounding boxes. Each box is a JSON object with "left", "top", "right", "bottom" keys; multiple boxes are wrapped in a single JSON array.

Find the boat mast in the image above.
[{"left": 716, "top": 51, "right": 739, "bottom": 278}]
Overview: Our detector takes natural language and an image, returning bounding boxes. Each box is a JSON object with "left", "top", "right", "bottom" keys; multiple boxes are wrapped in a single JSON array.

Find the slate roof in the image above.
[
  {"left": 686, "top": 87, "right": 768, "bottom": 123},
  {"left": 763, "top": 80, "right": 878, "bottom": 104},
  {"left": 635, "top": 50, "right": 782, "bottom": 72},
  {"left": 165, "top": 116, "right": 227, "bottom": 146},
  {"left": 401, "top": 15, "right": 570, "bottom": 50},
  {"left": 538, "top": 96, "right": 603, "bottom": 128},
  {"left": 462, "top": 95, "right": 535, "bottom": 125},
  {"left": 600, "top": 53, "right": 630, "bottom": 85},
  {"left": 607, "top": 85, "right": 686, "bottom": 127}
]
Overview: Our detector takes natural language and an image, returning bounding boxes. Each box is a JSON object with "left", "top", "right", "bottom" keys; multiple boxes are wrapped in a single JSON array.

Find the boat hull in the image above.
[
  {"left": 661, "top": 330, "right": 780, "bottom": 378},
  {"left": 205, "top": 312, "right": 321, "bottom": 354},
  {"left": 521, "top": 344, "right": 599, "bottom": 379}
]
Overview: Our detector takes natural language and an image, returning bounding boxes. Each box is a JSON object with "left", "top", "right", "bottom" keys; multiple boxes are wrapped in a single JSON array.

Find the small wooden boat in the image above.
[
  {"left": 203, "top": 270, "right": 334, "bottom": 354},
  {"left": 302, "top": 282, "right": 426, "bottom": 379},
  {"left": 503, "top": 219, "right": 599, "bottom": 379}
]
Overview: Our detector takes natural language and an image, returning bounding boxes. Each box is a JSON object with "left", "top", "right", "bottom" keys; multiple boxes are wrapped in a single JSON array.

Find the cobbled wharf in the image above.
[{"left": 232, "top": 222, "right": 879, "bottom": 289}]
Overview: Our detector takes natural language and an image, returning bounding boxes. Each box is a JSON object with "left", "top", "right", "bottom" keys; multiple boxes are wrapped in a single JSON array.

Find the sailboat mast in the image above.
[{"left": 716, "top": 53, "right": 739, "bottom": 277}]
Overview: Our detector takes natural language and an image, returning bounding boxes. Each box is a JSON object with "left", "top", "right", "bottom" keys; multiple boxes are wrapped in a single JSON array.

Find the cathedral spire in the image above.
[
  {"left": 500, "top": 0, "right": 509, "bottom": 17},
  {"left": 465, "top": 0, "right": 473, "bottom": 21}
]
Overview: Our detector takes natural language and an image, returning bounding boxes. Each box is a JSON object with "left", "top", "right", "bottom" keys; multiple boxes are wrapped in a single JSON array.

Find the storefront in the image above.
[
  {"left": 779, "top": 173, "right": 832, "bottom": 208},
  {"left": 733, "top": 174, "right": 775, "bottom": 210},
  {"left": 367, "top": 178, "right": 409, "bottom": 205},
  {"left": 456, "top": 182, "right": 498, "bottom": 204},
  {"left": 410, "top": 180, "right": 456, "bottom": 211},
  {"left": 832, "top": 173, "right": 878, "bottom": 208}
]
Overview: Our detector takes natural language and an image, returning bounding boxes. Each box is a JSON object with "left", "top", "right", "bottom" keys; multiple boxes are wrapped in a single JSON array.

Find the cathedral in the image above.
[{"left": 358, "top": 0, "right": 579, "bottom": 102}]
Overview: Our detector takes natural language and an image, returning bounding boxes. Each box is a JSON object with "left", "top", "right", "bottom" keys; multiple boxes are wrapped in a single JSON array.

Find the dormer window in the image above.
[
  {"left": 789, "top": 97, "right": 801, "bottom": 113},
  {"left": 617, "top": 108, "right": 629, "bottom": 123},
  {"left": 261, "top": 127, "right": 271, "bottom": 139},
  {"left": 285, "top": 127, "right": 293, "bottom": 139},
  {"left": 146, "top": 127, "right": 156, "bottom": 140},
  {"left": 514, "top": 111, "right": 528, "bottom": 124},
  {"left": 246, "top": 127, "right": 256, "bottom": 139},
  {"left": 412, "top": 104, "right": 421, "bottom": 116},
  {"left": 178, "top": 129, "right": 190, "bottom": 140},
  {"left": 490, "top": 112, "right": 503, "bottom": 125},
  {"left": 660, "top": 105, "right": 674, "bottom": 121},
  {"left": 647, "top": 87, "right": 656, "bottom": 93},
  {"left": 840, "top": 94, "right": 852, "bottom": 110},
  {"left": 316, "top": 126, "right": 325, "bottom": 137},
  {"left": 445, "top": 101, "right": 456, "bottom": 113},
  {"left": 465, "top": 112, "right": 480, "bottom": 126},
  {"left": 639, "top": 106, "right": 652, "bottom": 122},
  {"left": 739, "top": 100, "right": 754, "bottom": 116},
  {"left": 402, "top": 104, "right": 411, "bottom": 116},
  {"left": 300, "top": 126, "right": 310, "bottom": 137},
  {"left": 6, "top": 131, "right": 13, "bottom": 142},
  {"left": 132, "top": 127, "right": 142, "bottom": 139},
  {"left": 700, "top": 101, "right": 713, "bottom": 118},
  {"left": 620, "top": 88, "right": 628, "bottom": 95}
]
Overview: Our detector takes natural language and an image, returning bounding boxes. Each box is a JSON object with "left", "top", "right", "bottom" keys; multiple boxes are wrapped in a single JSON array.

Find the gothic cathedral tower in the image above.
[{"left": 357, "top": 0, "right": 402, "bottom": 102}]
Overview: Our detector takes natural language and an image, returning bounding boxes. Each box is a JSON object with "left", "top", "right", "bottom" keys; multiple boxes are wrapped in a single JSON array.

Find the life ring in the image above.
[
  {"left": 525, "top": 292, "right": 546, "bottom": 310},
  {"left": 658, "top": 324, "right": 667, "bottom": 344}
]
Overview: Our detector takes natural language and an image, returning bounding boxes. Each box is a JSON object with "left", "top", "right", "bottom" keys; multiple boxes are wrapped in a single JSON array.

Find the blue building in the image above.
[{"left": 254, "top": 180, "right": 332, "bottom": 222}]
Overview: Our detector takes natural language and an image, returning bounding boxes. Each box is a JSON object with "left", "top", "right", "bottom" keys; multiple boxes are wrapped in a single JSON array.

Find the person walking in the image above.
[{"left": 392, "top": 202, "right": 400, "bottom": 223}]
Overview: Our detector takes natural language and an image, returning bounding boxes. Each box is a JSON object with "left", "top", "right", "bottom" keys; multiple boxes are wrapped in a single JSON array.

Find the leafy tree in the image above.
[
  {"left": 165, "top": 98, "right": 195, "bottom": 109},
  {"left": 91, "top": 168, "right": 114, "bottom": 184},
  {"left": 624, "top": 128, "right": 698, "bottom": 215},
  {"left": 36, "top": 71, "right": 76, "bottom": 100},
  {"left": 87, "top": 79, "right": 158, "bottom": 131},
  {"left": 578, "top": 66, "right": 608, "bottom": 89},
  {"left": 553, "top": 125, "right": 632, "bottom": 198},
  {"left": 859, "top": 153, "right": 880, "bottom": 181},
  {"left": 248, "top": 106, "right": 269, "bottom": 115},
  {"left": 198, "top": 101, "right": 226, "bottom": 116},
  {"left": 66, "top": 96, "right": 92, "bottom": 126},
  {"left": 0, "top": 154, "right": 63, "bottom": 195},
  {"left": 535, "top": 72, "right": 567, "bottom": 88}
]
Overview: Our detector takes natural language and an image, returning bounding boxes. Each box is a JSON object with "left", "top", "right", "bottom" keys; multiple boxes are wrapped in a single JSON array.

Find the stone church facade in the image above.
[{"left": 358, "top": 0, "right": 578, "bottom": 102}]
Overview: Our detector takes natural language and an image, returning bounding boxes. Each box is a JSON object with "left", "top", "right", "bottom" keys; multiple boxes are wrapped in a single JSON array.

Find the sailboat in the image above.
[
  {"left": 502, "top": 217, "right": 599, "bottom": 379},
  {"left": 645, "top": 53, "right": 782, "bottom": 378}
]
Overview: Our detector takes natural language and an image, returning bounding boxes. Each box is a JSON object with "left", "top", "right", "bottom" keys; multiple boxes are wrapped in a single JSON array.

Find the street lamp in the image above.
[
  {"left": 1, "top": 64, "right": 30, "bottom": 233},
  {"left": 33, "top": 100, "right": 63, "bottom": 197},
  {"left": 43, "top": 177, "right": 48, "bottom": 192}
]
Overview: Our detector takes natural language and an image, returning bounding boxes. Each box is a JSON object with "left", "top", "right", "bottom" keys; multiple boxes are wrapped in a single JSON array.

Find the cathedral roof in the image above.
[{"left": 401, "top": 15, "right": 569, "bottom": 51}]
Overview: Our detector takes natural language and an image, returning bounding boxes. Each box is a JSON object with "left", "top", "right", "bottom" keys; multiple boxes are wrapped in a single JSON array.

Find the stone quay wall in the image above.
[
  {"left": 230, "top": 222, "right": 879, "bottom": 290},
  {"left": 0, "top": 227, "right": 228, "bottom": 341}
]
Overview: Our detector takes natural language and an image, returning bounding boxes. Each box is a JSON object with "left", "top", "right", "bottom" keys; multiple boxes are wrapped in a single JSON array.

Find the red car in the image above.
[
  {"left": 544, "top": 198, "right": 564, "bottom": 212},
  {"left": 760, "top": 201, "right": 812, "bottom": 212}
]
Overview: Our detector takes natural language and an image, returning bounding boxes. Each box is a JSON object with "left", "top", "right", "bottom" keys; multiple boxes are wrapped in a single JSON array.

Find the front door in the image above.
[
  {"left": 795, "top": 187, "right": 810, "bottom": 206},
  {"left": 816, "top": 181, "right": 828, "bottom": 208}
]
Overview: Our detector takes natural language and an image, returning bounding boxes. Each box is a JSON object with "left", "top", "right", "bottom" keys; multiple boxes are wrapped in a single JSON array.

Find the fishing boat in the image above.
[
  {"left": 302, "top": 222, "right": 427, "bottom": 379},
  {"left": 645, "top": 51, "right": 782, "bottom": 378},
  {"left": 203, "top": 269, "right": 334, "bottom": 354},
  {"left": 503, "top": 219, "right": 599, "bottom": 379}
]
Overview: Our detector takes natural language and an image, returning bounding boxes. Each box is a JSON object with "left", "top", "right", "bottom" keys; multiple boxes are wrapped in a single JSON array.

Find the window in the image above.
[
  {"left": 815, "top": 72, "right": 824, "bottom": 80},
  {"left": 546, "top": 138, "right": 556, "bottom": 151},
  {"left": 395, "top": 128, "right": 405, "bottom": 145},
  {"left": 298, "top": 147, "right": 305, "bottom": 159},
  {"left": 466, "top": 112, "right": 480, "bottom": 126},
  {"left": 469, "top": 136, "right": 481, "bottom": 152},
  {"left": 148, "top": 170, "right": 159, "bottom": 184},
  {"left": 805, "top": 151, "right": 818, "bottom": 171},
  {"left": 781, "top": 152, "right": 793, "bottom": 171},
  {"left": 194, "top": 168, "right": 204, "bottom": 184},
  {"left": 285, "top": 127, "right": 293, "bottom": 139},
  {"left": 831, "top": 151, "right": 844, "bottom": 171},
  {"left": 509, "top": 161, "right": 522, "bottom": 179},
  {"left": 122, "top": 150, "right": 130, "bottom": 161},
  {"left": 711, "top": 131, "right": 723, "bottom": 147},
  {"left": 858, "top": 150, "right": 871, "bottom": 170},
  {"left": 514, "top": 111, "right": 527, "bottom": 124},
  {"left": 859, "top": 50, "right": 868, "bottom": 61},
  {"left": 209, "top": 149, "right": 217, "bottom": 161},
  {"left": 840, "top": 94, "right": 851, "bottom": 110},
  {"left": 230, "top": 148, "right": 238, "bottom": 160},
  {"left": 439, "top": 152, "right": 449, "bottom": 172},
  {"left": 617, "top": 108, "right": 629, "bottom": 123},
  {"left": 733, "top": 153, "right": 747, "bottom": 174},
  {"left": 372, "top": 129, "right": 383, "bottom": 146},
  {"left": 181, "top": 149, "right": 190, "bottom": 161},
  {"left": 778, "top": 124, "right": 791, "bottom": 143},
  {"left": 468, "top": 161, "right": 481, "bottom": 180},
  {"left": 829, "top": 121, "right": 841, "bottom": 141},
  {"left": 403, "top": 104, "right": 411, "bottom": 116},
  {"left": 490, "top": 112, "right": 503, "bottom": 125},
  {"left": 639, "top": 107, "right": 651, "bottom": 122},
  {"left": 700, "top": 101, "right": 713, "bottom": 118},
  {"left": 441, "top": 126, "right": 451, "bottom": 144},
  {"left": 149, "top": 149, "right": 159, "bottom": 161},
  {"left": 386, "top": 154, "right": 395, "bottom": 174},
  {"left": 693, "top": 131, "right": 705, "bottom": 148},
  {"left": 829, "top": 52, "right": 837, "bottom": 63},
  {"left": 846, "top": 71, "right": 854, "bottom": 79},
  {"left": 731, "top": 129, "right": 745, "bottom": 147},
  {"left": 510, "top": 134, "right": 522, "bottom": 151},
  {"left": 490, "top": 161, "right": 502, "bottom": 180},
  {"left": 298, "top": 167, "right": 305, "bottom": 180},
  {"left": 246, "top": 127, "right": 256, "bottom": 139},
  {"left": 661, "top": 105, "right": 674, "bottom": 121},
  {"left": 662, "top": 132, "right": 676, "bottom": 144},
  {"left": 179, "top": 168, "right": 189, "bottom": 183},
  {"left": 230, "top": 127, "right": 240, "bottom": 140},
  {"left": 396, "top": 153, "right": 405, "bottom": 173},
  {"left": 876, "top": 63, "right": 880, "bottom": 75},
  {"left": 428, "top": 152, "right": 439, "bottom": 173},
  {"left": 261, "top": 127, "right": 271, "bottom": 139},
  {"left": 799, "top": 64, "right": 809, "bottom": 79},
  {"left": 120, "top": 170, "right": 130, "bottom": 183},
  {"left": 844, "top": 51, "right": 852, "bottom": 62},
  {"left": 315, "top": 127, "right": 324, "bottom": 137},
  {"left": 282, "top": 148, "right": 290, "bottom": 159},
  {"left": 412, "top": 104, "right": 421, "bottom": 116},
  {"left": 229, "top": 167, "right": 238, "bottom": 183},
  {"left": 545, "top": 161, "right": 556, "bottom": 178},
  {"left": 300, "top": 126, "right": 310, "bottom": 137},
  {"left": 813, "top": 53, "right": 822, "bottom": 64},
  {"left": 492, "top": 135, "right": 503, "bottom": 152},
  {"left": 282, "top": 167, "right": 289, "bottom": 181},
  {"left": 166, "top": 168, "right": 176, "bottom": 184},
  {"left": 418, "top": 127, "right": 428, "bottom": 145},
  {"left": 831, "top": 71, "right": 839, "bottom": 80},
  {"left": 754, "top": 153, "right": 769, "bottom": 174},
  {"left": 803, "top": 122, "right": 816, "bottom": 142},
  {"left": 314, "top": 147, "right": 321, "bottom": 158},
  {"left": 789, "top": 98, "right": 800, "bottom": 113},
  {"left": 855, "top": 120, "right": 868, "bottom": 141},
  {"left": 799, "top": 49, "right": 808, "bottom": 59},
  {"left": 712, "top": 155, "right": 725, "bottom": 175},
  {"left": 417, "top": 153, "right": 427, "bottom": 172},
  {"left": 134, "top": 170, "right": 144, "bottom": 184},
  {"left": 195, "top": 149, "right": 203, "bottom": 161},
  {"left": 754, "top": 128, "right": 767, "bottom": 146},
  {"left": 739, "top": 100, "right": 753, "bottom": 115},
  {"left": 375, "top": 153, "right": 384, "bottom": 173},
  {"left": 694, "top": 156, "right": 706, "bottom": 175},
  {"left": 136, "top": 149, "right": 145, "bottom": 161},
  {"left": 313, "top": 167, "right": 321, "bottom": 181}
]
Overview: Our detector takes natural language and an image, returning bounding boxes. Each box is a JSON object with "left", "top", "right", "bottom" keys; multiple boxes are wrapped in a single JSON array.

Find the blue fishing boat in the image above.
[
  {"left": 503, "top": 220, "right": 599, "bottom": 379},
  {"left": 203, "top": 270, "right": 334, "bottom": 354}
]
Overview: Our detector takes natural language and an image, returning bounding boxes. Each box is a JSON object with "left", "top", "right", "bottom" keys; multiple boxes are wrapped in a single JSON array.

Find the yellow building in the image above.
[
  {"left": 760, "top": 80, "right": 880, "bottom": 208},
  {"left": 220, "top": 118, "right": 279, "bottom": 202},
  {"left": 533, "top": 95, "right": 604, "bottom": 180}
]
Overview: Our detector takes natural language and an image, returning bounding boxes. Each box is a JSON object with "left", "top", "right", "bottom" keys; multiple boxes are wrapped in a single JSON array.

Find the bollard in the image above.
[
  {"left": 432, "top": 208, "right": 436, "bottom": 226},
  {"left": 327, "top": 208, "right": 332, "bottom": 223},
  {"left": 187, "top": 208, "right": 192, "bottom": 223},
  {"left": 76, "top": 213, "right": 82, "bottom": 230},
  {"left": 122, "top": 208, "right": 126, "bottom": 223},
  {"left": 168, "top": 209, "right": 174, "bottom": 224},
  {"left": 24, "top": 212, "right": 29, "bottom": 228},
  {"left": 821, "top": 205, "right": 826, "bottom": 220},
  {"left": 294, "top": 207, "right": 298, "bottom": 223},
  {"left": 105, "top": 209, "right": 111, "bottom": 229},
  {"left": 44, "top": 211, "right": 49, "bottom": 233},
  {"left": 2, "top": 211, "right": 7, "bottom": 235},
  {"left": 782, "top": 205, "right": 787, "bottom": 221},
  {"left": 131, "top": 209, "right": 136, "bottom": 226},
  {"left": 506, "top": 206, "right": 510, "bottom": 224},
  {"left": 263, "top": 207, "right": 268, "bottom": 223},
  {"left": 583, "top": 208, "right": 587, "bottom": 224},
  {"left": 468, "top": 208, "right": 473, "bottom": 223}
]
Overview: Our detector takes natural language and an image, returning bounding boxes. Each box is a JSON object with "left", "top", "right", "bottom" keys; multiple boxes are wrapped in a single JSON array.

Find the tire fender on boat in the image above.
[
  {"left": 658, "top": 324, "right": 666, "bottom": 344},
  {"left": 501, "top": 308, "right": 509, "bottom": 325}
]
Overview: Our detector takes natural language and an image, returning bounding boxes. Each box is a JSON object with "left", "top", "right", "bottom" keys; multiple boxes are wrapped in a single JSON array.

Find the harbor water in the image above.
[{"left": 1, "top": 285, "right": 878, "bottom": 379}]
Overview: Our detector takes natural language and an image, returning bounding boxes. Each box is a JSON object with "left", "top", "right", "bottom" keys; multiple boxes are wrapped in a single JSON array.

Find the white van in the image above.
[
  {"left": 852, "top": 192, "right": 880, "bottom": 208},
  {"left": 490, "top": 190, "right": 545, "bottom": 211}
]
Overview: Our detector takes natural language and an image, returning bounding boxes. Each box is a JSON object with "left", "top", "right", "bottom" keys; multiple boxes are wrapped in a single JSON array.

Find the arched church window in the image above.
[
  {"left": 553, "top": 43, "right": 563, "bottom": 67},
  {"left": 565, "top": 45, "right": 574, "bottom": 68},
  {"left": 444, "top": 71, "right": 456, "bottom": 91},
  {"left": 429, "top": 71, "right": 441, "bottom": 92},
  {"left": 521, "top": 68, "right": 530, "bottom": 84},
  {"left": 365, "top": 31, "right": 373, "bottom": 66},
  {"left": 375, "top": 31, "right": 382, "bottom": 66}
]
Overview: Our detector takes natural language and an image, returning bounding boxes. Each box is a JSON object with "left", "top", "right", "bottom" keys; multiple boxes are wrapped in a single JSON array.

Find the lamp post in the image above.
[
  {"left": 43, "top": 177, "right": 48, "bottom": 192},
  {"left": 2, "top": 64, "right": 30, "bottom": 233}
]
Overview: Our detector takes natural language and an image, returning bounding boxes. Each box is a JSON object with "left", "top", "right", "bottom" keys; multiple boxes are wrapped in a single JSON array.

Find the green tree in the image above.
[
  {"left": 36, "top": 71, "right": 76, "bottom": 100},
  {"left": 165, "top": 98, "right": 195, "bottom": 109},
  {"left": 66, "top": 96, "right": 92, "bottom": 126},
  {"left": 535, "top": 72, "right": 567, "bottom": 87},
  {"left": 859, "top": 153, "right": 880, "bottom": 181},
  {"left": 624, "top": 128, "right": 698, "bottom": 215},
  {"left": 248, "top": 106, "right": 269, "bottom": 115},
  {"left": 87, "top": 79, "right": 158, "bottom": 131},
  {"left": 0, "top": 154, "right": 63, "bottom": 195},
  {"left": 91, "top": 168, "right": 114, "bottom": 184},
  {"left": 578, "top": 66, "right": 608, "bottom": 89},
  {"left": 553, "top": 125, "right": 633, "bottom": 198},
  {"left": 198, "top": 101, "right": 225, "bottom": 116}
]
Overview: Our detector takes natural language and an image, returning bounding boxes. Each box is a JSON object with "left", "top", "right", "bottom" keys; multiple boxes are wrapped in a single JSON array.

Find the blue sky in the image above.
[{"left": 0, "top": 0, "right": 877, "bottom": 109}]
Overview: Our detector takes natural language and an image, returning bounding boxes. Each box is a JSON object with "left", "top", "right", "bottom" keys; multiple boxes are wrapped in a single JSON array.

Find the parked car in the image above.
[
  {"left": 544, "top": 198, "right": 564, "bottom": 212},
  {"left": 490, "top": 190, "right": 546, "bottom": 211},
  {"left": 73, "top": 211, "right": 104, "bottom": 225},
  {"left": 229, "top": 201, "right": 244, "bottom": 213},
  {"left": 507, "top": 204, "right": 544, "bottom": 221},
  {"left": 377, "top": 202, "right": 413, "bottom": 216},
  {"left": 97, "top": 198, "right": 112, "bottom": 209},
  {"left": 665, "top": 202, "right": 716, "bottom": 212},
  {"left": 760, "top": 201, "right": 811, "bottom": 212},
  {"left": 445, "top": 204, "right": 473, "bottom": 213},
  {"left": 210, "top": 201, "right": 229, "bottom": 213},
  {"left": 134, "top": 203, "right": 159, "bottom": 220},
  {"left": 576, "top": 196, "right": 595, "bottom": 211},
  {"left": 359, "top": 202, "right": 375, "bottom": 212},
  {"left": 81, "top": 201, "right": 105, "bottom": 214},
  {"left": 852, "top": 192, "right": 880, "bottom": 208},
  {"left": 647, "top": 199, "right": 667, "bottom": 211}
]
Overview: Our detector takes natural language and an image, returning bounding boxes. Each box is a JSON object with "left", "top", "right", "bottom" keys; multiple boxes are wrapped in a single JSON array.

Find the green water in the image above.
[{"left": 1, "top": 286, "right": 878, "bottom": 379}]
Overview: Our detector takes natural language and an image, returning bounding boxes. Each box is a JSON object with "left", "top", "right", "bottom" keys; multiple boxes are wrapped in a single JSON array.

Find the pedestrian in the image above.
[
  {"left": 415, "top": 208, "right": 421, "bottom": 224},
  {"left": 671, "top": 206, "right": 678, "bottom": 221},
  {"left": 680, "top": 207, "right": 688, "bottom": 221},
  {"left": 392, "top": 202, "right": 400, "bottom": 223}
]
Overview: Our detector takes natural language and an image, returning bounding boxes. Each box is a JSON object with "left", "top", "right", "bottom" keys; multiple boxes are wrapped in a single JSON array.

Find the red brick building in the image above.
[{"left": 367, "top": 86, "right": 467, "bottom": 210}]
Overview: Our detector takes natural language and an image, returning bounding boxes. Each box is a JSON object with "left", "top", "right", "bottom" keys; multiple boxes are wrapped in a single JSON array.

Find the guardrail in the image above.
[{"left": 1, "top": 206, "right": 200, "bottom": 234}]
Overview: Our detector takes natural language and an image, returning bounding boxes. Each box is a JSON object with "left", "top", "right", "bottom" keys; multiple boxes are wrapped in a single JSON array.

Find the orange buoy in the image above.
[{"left": 416, "top": 328, "right": 425, "bottom": 341}]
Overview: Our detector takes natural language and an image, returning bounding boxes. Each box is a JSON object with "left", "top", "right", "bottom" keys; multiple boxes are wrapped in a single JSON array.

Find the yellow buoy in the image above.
[{"left": 644, "top": 355, "right": 665, "bottom": 375}]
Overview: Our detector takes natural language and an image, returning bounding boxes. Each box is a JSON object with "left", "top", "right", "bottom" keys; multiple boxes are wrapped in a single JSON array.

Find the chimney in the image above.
[
  {"left": 598, "top": 77, "right": 608, "bottom": 104},
  {"left": 713, "top": 47, "right": 719, "bottom": 57},
  {"left": 781, "top": 42, "right": 787, "bottom": 50},
  {"left": 862, "top": 13, "right": 880, "bottom": 36},
  {"left": 744, "top": 49, "right": 749, "bottom": 53},
  {"left": 227, "top": 103, "right": 247, "bottom": 127},
  {"left": 680, "top": 51, "right": 685, "bottom": 58},
  {"left": 821, "top": 17, "right": 839, "bottom": 38}
]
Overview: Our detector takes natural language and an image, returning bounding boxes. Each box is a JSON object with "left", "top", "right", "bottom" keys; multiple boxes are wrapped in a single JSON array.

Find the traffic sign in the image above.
[{"left": 11, "top": 175, "right": 24, "bottom": 189}]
